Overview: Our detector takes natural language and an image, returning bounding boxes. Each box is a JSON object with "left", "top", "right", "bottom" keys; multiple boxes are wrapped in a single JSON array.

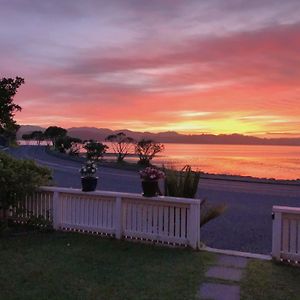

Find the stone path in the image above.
[{"left": 197, "top": 254, "right": 249, "bottom": 300}]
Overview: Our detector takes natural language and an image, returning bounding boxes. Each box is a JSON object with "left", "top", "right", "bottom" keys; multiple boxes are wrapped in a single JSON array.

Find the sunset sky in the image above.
[{"left": 1, "top": 0, "right": 300, "bottom": 137}]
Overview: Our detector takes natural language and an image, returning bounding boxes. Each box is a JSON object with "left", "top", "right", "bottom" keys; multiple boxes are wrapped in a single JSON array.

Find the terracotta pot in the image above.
[{"left": 81, "top": 177, "right": 98, "bottom": 192}]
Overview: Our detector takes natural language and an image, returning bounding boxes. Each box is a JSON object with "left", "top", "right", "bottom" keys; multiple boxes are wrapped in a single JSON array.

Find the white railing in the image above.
[
  {"left": 14, "top": 186, "right": 202, "bottom": 249},
  {"left": 12, "top": 191, "right": 53, "bottom": 223},
  {"left": 272, "top": 206, "right": 300, "bottom": 262}
]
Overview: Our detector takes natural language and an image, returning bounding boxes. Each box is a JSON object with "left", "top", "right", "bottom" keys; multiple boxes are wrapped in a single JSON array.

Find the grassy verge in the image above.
[
  {"left": 241, "top": 259, "right": 300, "bottom": 300},
  {"left": 0, "top": 232, "right": 214, "bottom": 300}
]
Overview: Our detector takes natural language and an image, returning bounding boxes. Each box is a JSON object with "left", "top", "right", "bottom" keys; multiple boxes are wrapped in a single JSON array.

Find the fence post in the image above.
[
  {"left": 52, "top": 191, "right": 60, "bottom": 230},
  {"left": 272, "top": 209, "right": 282, "bottom": 260},
  {"left": 188, "top": 201, "right": 201, "bottom": 249},
  {"left": 115, "top": 196, "right": 123, "bottom": 239}
]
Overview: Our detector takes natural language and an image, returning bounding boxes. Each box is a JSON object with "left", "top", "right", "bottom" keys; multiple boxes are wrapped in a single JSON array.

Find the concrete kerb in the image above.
[{"left": 202, "top": 246, "right": 272, "bottom": 261}]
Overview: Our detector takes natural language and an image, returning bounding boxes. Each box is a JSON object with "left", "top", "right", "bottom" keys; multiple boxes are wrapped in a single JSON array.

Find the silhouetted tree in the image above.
[
  {"left": 67, "top": 137, "right": 82, "bottom": 156},
  {"left": 55, "top": 136, "right": 82, "bottom": 156},
  {"left": 21, "top": 133, "right": 32, "bottom": 145},
  {"left": 31, "top": 130, "right": 45, "bottom": 145},
  {"left": 44, "top": 126, "right": 67, "bottom": 146},
  {"left": 105, "top": 132, "right": 135, "bottom": 163},
  {"left": 135, "top": 139, "right": 164, "bottom": 166},
  {"left": 83, "top": 140, "right": 108, "bottom": 161},
  {"left": 0, "top": 77, "right": 24, "bottom": 145}
]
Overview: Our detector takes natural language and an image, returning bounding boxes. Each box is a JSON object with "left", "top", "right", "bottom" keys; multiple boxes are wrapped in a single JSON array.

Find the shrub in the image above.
[
  {"left": 83, "top": 140, "right": 108, "bottom": 161},
  {"left": 54, "top": 136, "right": 82, "bottom": 155},
  {"left": 0, "top": 152, "right": 51, "bottom": 230}
]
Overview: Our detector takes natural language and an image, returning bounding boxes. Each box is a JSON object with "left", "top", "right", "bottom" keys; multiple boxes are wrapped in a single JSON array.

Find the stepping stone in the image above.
[
  {"left": 217, "top": 254, "right": 249, "bottom": 269},
  {"left": 197, "top": 282, "right": 240, "bottom": 300},
  {"left": 205, "top": 266, "right": 243, "bottom": 281}
]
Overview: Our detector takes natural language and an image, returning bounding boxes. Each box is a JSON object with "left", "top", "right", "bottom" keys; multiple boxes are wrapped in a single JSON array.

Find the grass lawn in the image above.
[
  {"left": 0, "top": 232, "right": 214, "bottom": 300},
  {"left": 241, "top": 259, "right": 300, "bottom": 300}
]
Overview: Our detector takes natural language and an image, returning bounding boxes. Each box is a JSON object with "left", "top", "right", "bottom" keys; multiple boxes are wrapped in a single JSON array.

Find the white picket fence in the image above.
[
  {"left": 272, "top": 206, "right": 300, "bottom": 262},
  {"left": 13, "top": 186, "right": 202, "bottom": 249},
  {"left": 13, "top": 190, "right": 53, "bottom": 221}
]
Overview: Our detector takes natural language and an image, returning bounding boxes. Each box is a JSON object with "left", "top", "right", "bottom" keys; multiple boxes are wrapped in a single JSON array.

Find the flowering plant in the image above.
[
  {"left": 139, "top": 167, "right": 165, "bottom": 181},
  {"left": 80, "top": 160, "right": 97, "bottom": 177}
]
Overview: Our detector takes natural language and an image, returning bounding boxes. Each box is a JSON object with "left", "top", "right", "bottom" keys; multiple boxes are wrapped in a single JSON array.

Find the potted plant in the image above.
[
  {"left": 80, "top": 160, "right": 98, "bottom": 192},
  {"left": 139, "top": 167, "right": 165, "bottom": 197}
]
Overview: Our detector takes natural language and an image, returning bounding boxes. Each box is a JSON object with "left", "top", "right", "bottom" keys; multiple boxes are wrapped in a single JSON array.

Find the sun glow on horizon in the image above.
[{"left": 18, "top": 110, "right": 300, "bottom": 138}]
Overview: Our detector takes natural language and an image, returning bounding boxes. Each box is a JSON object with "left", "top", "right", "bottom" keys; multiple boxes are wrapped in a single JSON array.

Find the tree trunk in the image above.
[{"left": 117, "top": 154, "right": 124, "bottom": 163}]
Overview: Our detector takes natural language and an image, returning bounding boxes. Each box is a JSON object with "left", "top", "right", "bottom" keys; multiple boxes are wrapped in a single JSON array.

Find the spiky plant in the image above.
[
  {"left": 200, "top": 199, "right": 227, "bottom": 228},
  {"left": 164, "top": 165, "right": 200, "bottom": 198},
  {"left": 164, "top": 165, "right": 226, "bottom": 227}
]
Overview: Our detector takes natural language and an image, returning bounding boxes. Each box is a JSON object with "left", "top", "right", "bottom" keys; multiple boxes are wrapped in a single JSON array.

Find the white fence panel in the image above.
[
  {"left": 272, "top": 206, "right": 300, "bottom": 262},
  {"left": 11, "top": 186, "right": 202, "bottom": 249},
  {"left": 13, "top": 191, "right": 53, "bottom": 223},
  {"left": 58, "top": 192, "right": 116, "bottom": 235},
  {"left": 122, "top": 198, "right": 191, "bottom": 245}
]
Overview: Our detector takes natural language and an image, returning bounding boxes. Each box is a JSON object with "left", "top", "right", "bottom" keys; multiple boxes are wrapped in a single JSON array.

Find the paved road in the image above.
[{"left": 4, "top": 146, "right": 300, "bottom": 254}]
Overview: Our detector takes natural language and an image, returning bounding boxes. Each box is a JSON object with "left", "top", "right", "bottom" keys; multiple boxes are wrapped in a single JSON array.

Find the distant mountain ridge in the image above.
[{"left": 18, "top": 125, "right": 300, "bottom": 146}]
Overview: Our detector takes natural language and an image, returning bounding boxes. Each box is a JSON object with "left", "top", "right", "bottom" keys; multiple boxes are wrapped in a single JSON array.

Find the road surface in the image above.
[{"left": 4, "top": 145, "right": 300, "bottom": 254}]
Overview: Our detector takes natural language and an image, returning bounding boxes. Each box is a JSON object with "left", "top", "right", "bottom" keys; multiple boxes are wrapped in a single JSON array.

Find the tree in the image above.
[
  {"left": 22, "top": 133, "right": 32, "bottom": 145},
  {"left": 105, "top": 132, "right": 135, "bottom": 163},
  {"left": 0, "top": 152, "right": 51, "bottom": 230},
  {"left": 54, "top": 136, "right": 82, "bottom": 156},
  {"left": 83, "top": 140, "right": 108, "bottom": 161},
  {"left": 31, "top": 131, "right": 45, "bottom": 145},
  {"left": 0, "top": 77, "right": 24, "bottom": 145},
  {"left": 135, "top": 139, "right": 164, "bottom": 166},
  {"left": 66, "top": 137, "right": 82, "bottom": 156},
  {"left": 44, "top": 126, "right": 67, "bottom": 147}
]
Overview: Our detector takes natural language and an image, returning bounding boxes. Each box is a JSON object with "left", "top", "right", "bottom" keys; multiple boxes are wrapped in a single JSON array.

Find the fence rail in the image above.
[
  {"left": 13, "top": 186, "right": 202, "bottom": 249},
  {"left": 272, "top": 206, "right": 300, "bottom": 262}
]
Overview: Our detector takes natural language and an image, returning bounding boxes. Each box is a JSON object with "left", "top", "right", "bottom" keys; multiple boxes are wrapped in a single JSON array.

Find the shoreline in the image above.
[
  {"left": 198, "top": 172, "right": 300, "bottom": 186},
  {"left": 45, "top": 147, "right": 300, "bottom": 186}
]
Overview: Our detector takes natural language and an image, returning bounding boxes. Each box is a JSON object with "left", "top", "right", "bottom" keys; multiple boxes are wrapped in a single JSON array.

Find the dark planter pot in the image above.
[
  {"left": 81, "top": 177, "right": 98, "bottom": 192},
  {"left": 142, "top": 180, "right": 159, "bottom": 197}
]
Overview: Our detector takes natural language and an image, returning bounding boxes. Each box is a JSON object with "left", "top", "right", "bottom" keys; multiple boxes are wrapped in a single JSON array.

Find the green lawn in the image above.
[
  {"left": 241, "top": 259, "right": 300, "bottom": 300},
  {"left": 0, "top": 232, "right": 214, "bottom": 300}
]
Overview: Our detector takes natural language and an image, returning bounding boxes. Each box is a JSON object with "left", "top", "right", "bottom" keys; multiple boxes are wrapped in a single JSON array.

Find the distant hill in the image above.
[
  {"left": 67, "top": 127, "right": 115, "bottom": 141},
  {"left": 18, "top": 125, "right": 300, "bottom": 146},
  {"left": 17, "top": 125, "right": 45, "bottom": 138}
]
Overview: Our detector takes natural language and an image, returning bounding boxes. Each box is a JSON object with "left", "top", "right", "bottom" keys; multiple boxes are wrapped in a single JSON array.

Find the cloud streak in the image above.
[{"left": 0, "top": 0, "right": 299, "bottom": 136}]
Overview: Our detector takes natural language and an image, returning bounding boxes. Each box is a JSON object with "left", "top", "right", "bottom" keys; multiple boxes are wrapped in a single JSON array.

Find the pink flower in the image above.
[{"left": 139, "top": 167, "right": 165, "bottom": 181}]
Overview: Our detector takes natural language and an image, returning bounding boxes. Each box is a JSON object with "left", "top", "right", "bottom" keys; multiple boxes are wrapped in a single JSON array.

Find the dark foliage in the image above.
[
  {"left": 105, "top": 132, "right": 135, "bottom": 162},
  {"left": 54, "top": 136, "right": 82, "bottom": 155},
  {"left": 44, "top": 126, "right": 67, "bottom": 145},
  {"left": 135, "top": 139, "right": 164, "bottom": 166},
  {"left": 0, "top": 77, "right": 24, "bottom": 145},
  {"left": 0, "top": 152, "right": 51, "bottom": 231},
  {"left": 83, "top": 140, "right": 108, "bottom": 161}
]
